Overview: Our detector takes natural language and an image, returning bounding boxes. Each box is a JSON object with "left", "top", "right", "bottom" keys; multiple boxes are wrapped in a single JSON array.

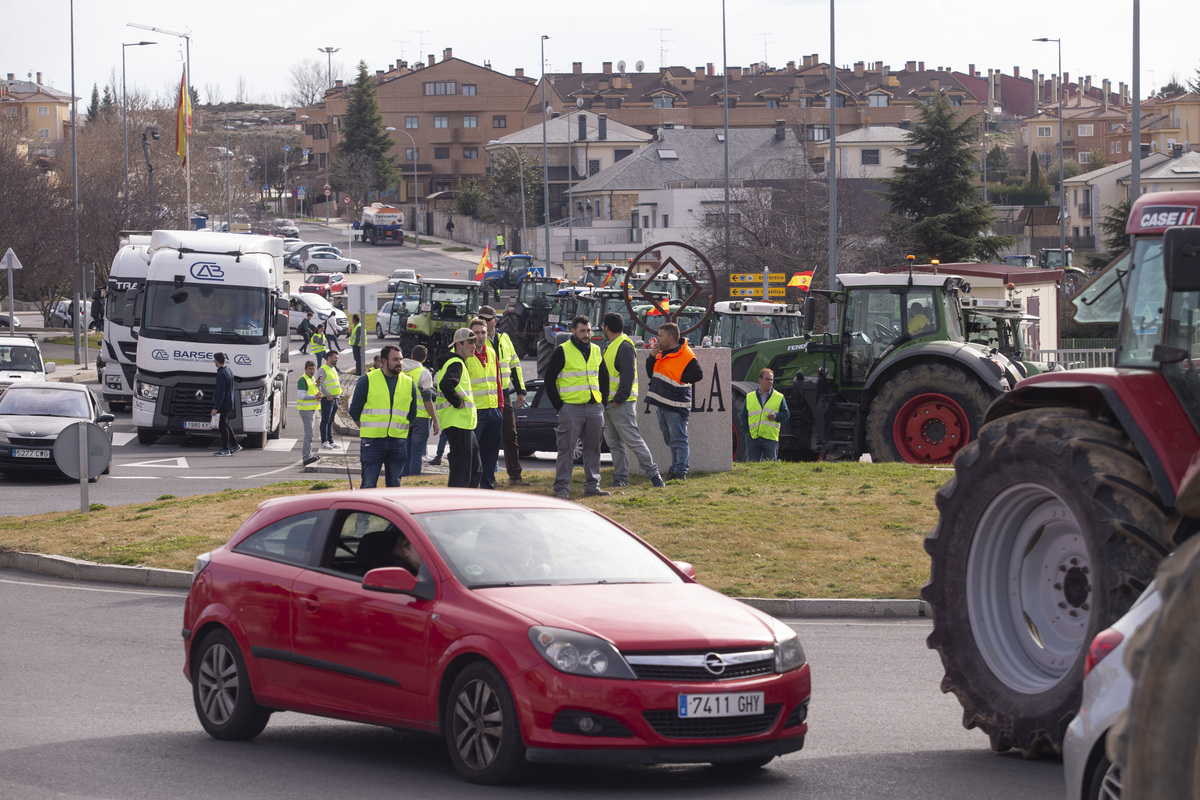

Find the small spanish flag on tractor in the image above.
[
  {"left": 789, "top": 270, "right": 814, "bottom": 291},
  {"left": 474, "top": 243, "right": 492, "bottom": 280}
]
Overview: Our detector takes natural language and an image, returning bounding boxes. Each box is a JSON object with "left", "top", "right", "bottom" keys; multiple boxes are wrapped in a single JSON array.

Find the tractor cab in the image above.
[{"left": 709, "top": 300, "right": 803, "bottom": 349}]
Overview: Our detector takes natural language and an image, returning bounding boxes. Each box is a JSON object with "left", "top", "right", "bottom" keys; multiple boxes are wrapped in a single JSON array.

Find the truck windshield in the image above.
[
  {"left": 106, "top": 279, "right": 144, "bottom": 326},
  {"left": 142, "top": 282, "right": 270, "bottom": 342}
]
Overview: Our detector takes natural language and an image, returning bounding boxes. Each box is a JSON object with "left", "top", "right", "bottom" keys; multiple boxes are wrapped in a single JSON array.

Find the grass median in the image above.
[{"left": 0, "top": 462, "right": 948, "bottom": 599}]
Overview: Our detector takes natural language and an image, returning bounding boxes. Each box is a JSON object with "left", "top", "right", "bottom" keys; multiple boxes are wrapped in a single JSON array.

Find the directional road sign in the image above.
[
  {"left": 730, "top": 286, "right": 787, "bottom": 298},
  {"left": 731, "top": 273, "right": 786, "bottom": 283}
]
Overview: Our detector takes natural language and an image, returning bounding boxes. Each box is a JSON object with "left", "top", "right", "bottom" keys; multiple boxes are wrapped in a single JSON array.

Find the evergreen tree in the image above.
[
  {"left": 880, "top": 94, "right": 1012, "bottom": 262},
  {"left": 1099, "top": 198, "right": 1133, "bottom": 255},
  {"left": 86, "top": 84, "right": 101, "bottom": 124},
  {"left": 985, "top": 144, "right": 1009, "bottom": 182},
  {"left": 337, "top": 61, "right": 397, "bottom": 199},
  {"left": 1030, "top": 153, "right": 1043, "bottom": 187},
  {"left": 99, "top": 86, "right": 116, "bottom": 120}
]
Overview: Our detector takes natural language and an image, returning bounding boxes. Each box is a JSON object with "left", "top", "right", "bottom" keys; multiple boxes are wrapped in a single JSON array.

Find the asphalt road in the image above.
[{"left": 0, "top": 567, "right": 1064, "bottom": 800}]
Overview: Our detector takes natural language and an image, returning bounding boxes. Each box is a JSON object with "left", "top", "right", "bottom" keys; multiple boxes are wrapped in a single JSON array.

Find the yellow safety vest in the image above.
[
  {"left": 465, "top": 344, "right": 500, "bottom": 410},
  {"left": 746, "top": 389, "right": 784, "bottom": 441},
  {"left": 297, "top": 374, "right": 320, "bottom": 411},
  {"left": 436, "top": 356, "right": 477, "bottom": 430},
  {"left": 602, "top": 333, "right": 637, "bottom": 403},
  {"left": 310, "top": 329, "right": 327, "bottom": 355},
  {"left": 320, "top": 363, "right": 342, "bottom": 397},
  {"left": 359, "top": 369, "right": 413, "bottom": 439},
  {"left": 403, "top": 364, "right": 430, "bottom": 419},
  {"left": 493, "top": 332, "right": 525, "bottom": 393},
  {"left": 557, "top": 340, "right": 601, "bottom": 404},
  {"left": 349, "top": 323, "right": 363, "bottom": 346}
]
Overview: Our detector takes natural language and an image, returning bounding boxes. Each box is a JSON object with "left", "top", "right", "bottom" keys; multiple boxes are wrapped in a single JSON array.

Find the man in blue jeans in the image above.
[
  {"left": 644, "top": 322, "right": 703, "bottom": 480},
  {"left": 400, "top": 344, "right": 439, "bottom": 476},
  {"left": 349, "top": 344, "right": 418, "bottom": 488}
]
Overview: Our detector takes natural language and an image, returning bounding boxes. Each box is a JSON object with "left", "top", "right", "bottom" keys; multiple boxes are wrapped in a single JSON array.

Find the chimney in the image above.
[
  {"left": 598, "top": 113, "right": 607, "bottom": 141},
  {"left": 1141, "top": 143, "right": 1151, "bottom": 157},
  {"left": 602, "top": 62, "right": 612, "bottom": 74},
  {"left": 695, "top": 66, "right": 704, "bottom": 80},
  {"left": 335, "top": 80, "right": 344, "bottom": 88},
  {"left": 853, "top": 61, "right": 864, "bottom": 77},
  {"left": 443, "top": 48, "right": 453, "bottom": 61},
  {"left": 775, "top": 119, "right": 786, "bottom": 141},
  {"left": 1119, "top": 82, "right": 1128, "bottom": 105},
  {"left": 1013, "top": 66, "right": 1020, "bottom": 80},
  {"left": 515, "top": 68, "right": 524, "bottom": 78},
  {"left": 573, "top": 62, "right": 582, "bottom": 74},
  {"left": 787, "top": 60, "right": 795, "bottom": 71},
  {"left": 802, "top": 55, "right": 812, "bottom": 68},
  {"left": 428, "top": 54, "right": 435, "bottom": 67},
  {"left": 875, "top": 61, "right": 883, "bottom": 71},
  {"left": 707, "top": 62, "right": 715, "bottom": 76},
  {"left": 918, "top": 61, "right": 925, "bottom": 71},
  {"left": 930, "top": 78, "right": 940, "bottom": 90},
  {"left": 36, "top": 72, "right": 42, "bottom": 85},
  {"left": 1102, "top": 78, "right": 1111, "bottom": 111},
  {"left": 729, "top": 66, "right": 742, "bottom": 80},
  {"left": 1174, "top": 143, "right": 1184, "bottom": 158},
  {"left": 882, "top": 64, "right": 889, "bottom": 78},
  {"left": 969, "top": 63, "right": 976, "bottom": 77},
  {"left": 906, "top": 60, "right": 917, "bottom": 73},
  {"left": 578, "top": 112, "right": 587, "bottom": 142},
  {"left": 375, "top": 70, "right": 384, "bottom": 77},
  {"left": 6, "top": 74, "right": 12, "bottom": 81},
  {"left": 899, "top": 119, "right": 911, "bottom": 130},
  {"left": 1063, "top": 72, "right": 1069, "bottom": 93},
  {"left": 1032, "top": 69, "right": 1040, "bottom": 112}
]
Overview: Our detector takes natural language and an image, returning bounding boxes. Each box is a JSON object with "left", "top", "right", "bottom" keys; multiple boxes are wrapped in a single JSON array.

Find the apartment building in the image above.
[{"left": 0, "top": 72, "right": 74, "bottom": 155}]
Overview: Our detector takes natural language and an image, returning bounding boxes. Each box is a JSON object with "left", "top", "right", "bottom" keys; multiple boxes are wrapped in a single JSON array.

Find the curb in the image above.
[{"left": 0, "top": 549, "right": 928, "bottom": 616}]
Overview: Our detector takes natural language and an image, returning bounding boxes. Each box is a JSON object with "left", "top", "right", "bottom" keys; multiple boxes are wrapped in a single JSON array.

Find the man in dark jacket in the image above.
[
  {"left": 599, "top": 313, "right": 664, "bottom": 488},
  {"left": 543, "top": 315, "right": 608, "bottom": 499},
  {"left": 297, "top": 311, "right": 316, "bottom": 354},
  {"left": 211, "top": 352, "right": 239, "bottom": 456}
]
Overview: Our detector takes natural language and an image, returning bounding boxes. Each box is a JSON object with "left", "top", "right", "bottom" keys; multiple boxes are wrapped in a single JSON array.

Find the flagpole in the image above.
[{"left": 184, "top": 39, "right": 191, "bottom": 227}]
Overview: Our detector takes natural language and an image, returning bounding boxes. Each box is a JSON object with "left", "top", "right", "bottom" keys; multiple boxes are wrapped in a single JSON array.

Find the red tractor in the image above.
[{"left": 922, "top": 190, "right": 1200, "bottom": 756}]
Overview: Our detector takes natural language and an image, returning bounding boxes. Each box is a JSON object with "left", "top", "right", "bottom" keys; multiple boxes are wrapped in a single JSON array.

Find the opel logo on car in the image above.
[{"left": 703, "top": 653, "right": 726, "bottom": 675}]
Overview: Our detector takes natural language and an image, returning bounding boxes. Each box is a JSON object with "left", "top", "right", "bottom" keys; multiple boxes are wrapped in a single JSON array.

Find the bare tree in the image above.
[
  {"left": 205, "top": 83, "right": 224, "bottom": 106},
  {"left": 286, "top": 59, "right": 330, "bottom": 108},
  {"left": 235, "top": 75, "right": 249, "bottom": 104},
  {"left": 329, "top": 151, "right": 378, "bottom": 216}
]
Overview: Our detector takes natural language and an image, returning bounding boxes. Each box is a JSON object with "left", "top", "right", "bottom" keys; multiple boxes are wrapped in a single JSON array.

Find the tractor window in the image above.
[
  {"left": 1116, "top": 239, "right": 1166, "bottom": 368},
  {"left": 717, "top": 314, "right": 800, "bottom": 348},
  {"left": 1163, "top": 287, "right": 1200, "bottom": 431}
]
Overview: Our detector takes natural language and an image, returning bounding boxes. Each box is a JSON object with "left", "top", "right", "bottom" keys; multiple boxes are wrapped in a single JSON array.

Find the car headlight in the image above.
[
  {"left": 0, "top": 431, "right": 9, "bottom": 444},
  {"left": 136, "top": 380, "right": 159, "bottom": 400},
  {"left": 240, "top": 387, "right": 265, "bottom": 405},
  {"left": 193, "top": 551, "right": 212, "bottom": 578},
  {"left": 529, "top": 626, "right": 636, "bottom": 680},
  {"left": 774, "top": 630, "right": 806, "bottom": 673}
]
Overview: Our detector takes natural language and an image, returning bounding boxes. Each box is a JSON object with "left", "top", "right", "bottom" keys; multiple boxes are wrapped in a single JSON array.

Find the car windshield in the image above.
[
  {"left": 302, "top": 293, "right": 335, "bottom": 313},
  {"left": 0, "top": 344, "right": 42, "bottom": 372},
  {"left": 0, "top": 387, "right": 89, "bottom": 418},
  {"left": 416, "top": 508, "right": 682, "bottom": 588}
]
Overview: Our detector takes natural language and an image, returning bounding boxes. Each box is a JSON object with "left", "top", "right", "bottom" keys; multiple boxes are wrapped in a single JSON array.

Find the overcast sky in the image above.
[{"left": 8, "top": 0, "right": 1196, "bottom": 109}]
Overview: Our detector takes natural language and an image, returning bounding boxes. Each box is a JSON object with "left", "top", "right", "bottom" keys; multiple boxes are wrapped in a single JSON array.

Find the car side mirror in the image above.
[
  {"left": 362, "top": 567, "right": 435, "bottom": 600},
  {"left": 97, "top": 413, "right": 116, "bottom": 424},
  {"left": 44, "top": 362, "right": 56, "bottom": 374}
]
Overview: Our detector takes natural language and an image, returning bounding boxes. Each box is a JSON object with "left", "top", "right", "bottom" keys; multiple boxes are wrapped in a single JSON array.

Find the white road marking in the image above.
[
  {"left": 123, "top": 456, "right": 190, "bottom": 468},
  {"left": 245, "top": 462, "right": 305, "bottom": 479},
  {"left": 0, "top": 578, "right": 183, "bottom": 598},
  {"left": 108, "top": 476, "right": 160, "bottom": 480},
  {"left": 179, "top": 475, "right": 233, "bottom": 479},
  {"left": 111, "top": 432, "right": 137, "bottom": 446},
  {"left": 263, "top": 438, "right": 297, "bottom": 451}
]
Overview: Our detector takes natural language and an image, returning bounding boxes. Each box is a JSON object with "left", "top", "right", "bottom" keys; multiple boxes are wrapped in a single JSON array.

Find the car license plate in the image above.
[
  {"left": 678, "top": 691, "right": 764, "bottom": 718},
  {"left": 13, "top": 448, "right": 51, "bottom": 459},
  {"left": 184, "top": 421, "right": 214, "bottom": 430}
]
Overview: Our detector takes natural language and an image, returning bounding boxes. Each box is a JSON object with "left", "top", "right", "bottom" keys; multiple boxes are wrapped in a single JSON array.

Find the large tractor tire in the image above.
[
  {"left": 866, "top": 363, "right": 992, "bottom": 464},
  {"left": 922, "top": 407, "right": 1179, "bottom": 756},
  {"left": 536, "top": 337, "right": 555, "bottom": 381},
  {"left": 496, "top": 312, "right": 527, "bottom": 359},
  {"left": 1114, "top": 533, "right": 1200, "bottom": 800}
]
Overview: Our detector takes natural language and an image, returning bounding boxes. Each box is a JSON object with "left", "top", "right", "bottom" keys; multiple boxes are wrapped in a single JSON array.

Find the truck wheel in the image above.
[
  {"left": 536, "top": 338, "right": 554, "bottom": 381},
  {"left": 244, "top": 431, "right": 266, "bottom": 449},
  {"left": 136, "top": 428, "right": 159, "bottom": 445},
  {"left": 866, "top": 363, "right": 991, "bottom": 463},
  {"left": 1114, "top": 534, "right": 1200, "bottom": 800},
  {"left": 399, "top": 334, "right": 420, "bottom": 357},
  {"left": 922, "top": 407, "right": 1179, "bottom": 756}
]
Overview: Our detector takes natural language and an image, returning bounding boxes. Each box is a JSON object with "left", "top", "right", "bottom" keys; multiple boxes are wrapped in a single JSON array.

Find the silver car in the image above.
[{"left": 0, "top": 383, "right": 114, "bottom": 479}]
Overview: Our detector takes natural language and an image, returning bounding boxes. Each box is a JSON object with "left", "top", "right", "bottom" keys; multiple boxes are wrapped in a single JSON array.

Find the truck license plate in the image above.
[
  {"left": 184, "top": 421, "right": 214, "bottom": 430},
  {"left": 14, "top": 448, "right": 51, "bottom": 459},
  {"left": 678, "top": 692, "right": 764, "bottom": 718}
]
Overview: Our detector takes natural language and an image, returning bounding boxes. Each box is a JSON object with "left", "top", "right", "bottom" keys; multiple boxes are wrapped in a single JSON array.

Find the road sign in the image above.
[
  {"left": 3, "top": 248, "right": 23, "bottom": 270},
  {"left": 731, "top": 287, "right": 787, "bottom": 298},
  {"left": 263, "top": 184, "right": 270, "bottom": 192},
  {"left": 731, "top": 273, "right": 786, "bottom": 283},
  {"left": 54, "top": 422, "right": 111, "bottom": 480},
  {"left": 291, "top": 189, "right": 298, "bottom": 197},
  {"left": 324, "top": 188, "right": 332, "bottom": 197},
  {"left": 297, "top": 186, "right": 306, "bottom": 197},
  {"left": 284, "top": 144, "right": 291, "bottom": 153},
  {"left": 342, "top": 195, "right": 352, "bottom": 205},
  {"left": 323, "top": 183, "right": 331, "bottom": 191}
]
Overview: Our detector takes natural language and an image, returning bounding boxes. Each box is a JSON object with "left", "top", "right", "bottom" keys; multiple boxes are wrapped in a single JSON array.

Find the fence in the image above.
[{"left": 1030, "top": 348, "right": 1115, "bottom": 370}]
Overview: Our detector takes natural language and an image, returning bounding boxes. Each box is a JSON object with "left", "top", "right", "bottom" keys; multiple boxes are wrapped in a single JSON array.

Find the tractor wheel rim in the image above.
[{"left": 892, "top": 392, "right": 970, "bottom": 463}]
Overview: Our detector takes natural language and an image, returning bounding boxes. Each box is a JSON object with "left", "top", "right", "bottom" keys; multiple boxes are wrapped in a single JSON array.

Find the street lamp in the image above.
[
  {"left": 1034, "top": 36, "right": 1067, "bottom": 263},
  {"left": 385, "top": 126, "right": 420, "bottom": 246},
  {"left": 318, "top": 46, "right": 340, "bottom": 89},
  {"left": 122, "top": 40, "right": 156, "bottom": 227},
  {"left": 489, "top": 140, "right": 527, "bottom": 251},
  {"left": 141, "top": 125, "right": 159, "bottom": 223},
  {"left": 300, "top": 114, "right": 332, "bottom": 225},
  {"left": 541, "top": 35, "right": 551, "bottom": 269}
]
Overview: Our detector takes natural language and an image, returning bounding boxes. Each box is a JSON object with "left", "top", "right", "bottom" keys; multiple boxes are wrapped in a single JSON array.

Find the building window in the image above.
[
  {"left": 862, "top": 149, "right": 880, "bottom": 165},
  {"left": 605, "top": 97, "right": 622, "bottom": 109},
  {"left": 463, "top": 115, "right": 478, "bottom": 128},
  {"left": 423, "top": 81, "right": 456, "bottom": 96},
  {"left": 1078, "top": 124, "right": 1094, "bottom": 137},
  {"left": 37, "top": 106, "right": 49, "bottom": 116},
  {"left": 765, "top": 98, "right": 780, "bottom": 109},
  {"left": 796, "top": 97, "right": 811, "bottom": 108},
  {"left": 434, "top": 116, "right": 448, "bottom": 128},
  {"left": 868, "top": 94, "right": 889, "bottom": 108},
  {"left": 38, "top": 128, "right": 50, "bottom": 138},
  {"left": 588, "top": 159, "right": 600, "bottom": 176},
  {"left": 405, "top": 147, "right": 418, "bottom": 161},
  {"left": 905, "top": 147, "right": 921, "bottom": 163},
  {"left": 950, "top": 97, "right": 963, "bottom": 106},
  {"left": 1115, "top": 141, "right": 1122, "bottom": 153},
  {"left": 463, "top": 148, "right": 478, "bottom": 159},
  {"left": 405, "top": 116, "right": 418, "bottom": 129},
  {"left": 434, "top": 147, "right": 450, "bottom": 159},
  {"left": 662, "top": 214, "right": 669, "bottom": 228},
  {"left": 1079, "top": 151, "right": 1092, "bottom": 164},
  {"left": 653, "top": 96, "right": 675, "bottom": 108},
  {"left": 824, "top": 94, "right": 845, "bottom": 108},
  {"left": 462, "top": 84, "right": 477, "bottom": 96},
  {"left": 1038, "top": 152, "right": 1052, "bottom": 166},
  {"left": 806, "top": 125, "right": 829, "bottom": 142},
  {"left": 614, "top": 149, "right": 633, "bottom": 162},
  {"left": 492, "top": 115, "right": 506, "bottom": 128},
  {"left": 1037, "top": 125, "right": 1052, "bottom": 138}
]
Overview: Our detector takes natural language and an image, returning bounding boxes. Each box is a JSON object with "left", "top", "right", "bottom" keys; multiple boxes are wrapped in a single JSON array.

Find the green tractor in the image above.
[
  {"left": 960, "top": 294, "right": 1060, "bottom": 376},
  {"left": 386, "top": 277, "right": 481, "bottom": 365},
  {"left": 495, "top": 275, "right": 564, "bottom": 359},
  {"left": 729, "top": 272, "right": 1026, "bottom": 463}
]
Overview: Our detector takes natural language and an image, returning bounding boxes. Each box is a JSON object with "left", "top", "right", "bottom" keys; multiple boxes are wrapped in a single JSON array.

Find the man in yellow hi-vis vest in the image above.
[
  {"left": 296, "top": 360, "right": 321, "bottom": 466},
  {"left": 436, "top": 327, "right": 481, "bottom": 488},
  {"left": 543, "top": 315, "right": 608, "bottom": 499},
  {"left": 349, "top": 344, "right": 418, "bottom": 488},
  {"left": 740, "top": 367, "right": 790, "bottom": 462},
  {"left": 318, "top": 349, "right": 342, "bottom": 449},
  {"left": 599, "top": 312, "right": 665, "bottom": 488}
]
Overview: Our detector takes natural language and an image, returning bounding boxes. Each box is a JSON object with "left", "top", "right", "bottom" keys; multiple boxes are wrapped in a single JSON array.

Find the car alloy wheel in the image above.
[
  {"left": 197, "top": 640, "right": 240, "bottom": 726},
  {"left": 445, "top": 662, "right": 526, "bottom": 784},
  {"left": 192, "top": 628, "right": 271, "bottom": 740}
]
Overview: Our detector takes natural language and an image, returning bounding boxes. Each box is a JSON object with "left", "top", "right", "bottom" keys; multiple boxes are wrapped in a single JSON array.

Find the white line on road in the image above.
[
  {"left": 108, "top": 476, "right": 160, "bottom": 480},
  {"left": 123, "top": 457, "right": 190, "bottom": 468},
  {"left": 263, "top": 438, "right": 297, "bottom": 451},
  {"left": 0, "top": 577, "right": 182, "bottom": 598},
  {"left": 111, "top": 432, "right": 136, "bottom": 446},
  {"left": 179, "top": 475, "right": 233, "bottom": 479},
  {"left": 244, "top": 461, "right": 306, "bottom": 479}
]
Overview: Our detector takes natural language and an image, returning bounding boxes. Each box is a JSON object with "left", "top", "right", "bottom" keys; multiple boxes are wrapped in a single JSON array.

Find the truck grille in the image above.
[
  {"left": 168, "top": 386, "right": 224, "bottom": 420},
  {"left": 642, "top": 705, "right": 781, "bottom": 739}
]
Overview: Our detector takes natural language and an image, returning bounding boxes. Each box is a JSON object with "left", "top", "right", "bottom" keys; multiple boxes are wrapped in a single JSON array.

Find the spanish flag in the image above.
[
  {"left": 474, "top": 243, "right": 492, "bottom": 280},
  {"left": 175, "top": 68, "right": 191, "bottom": 166},
  {"left": 601, "top": 266, "right": 614, "bottom": 287},
  {"left": 789, "top": 270, "right": 814, "bottom": 292}
]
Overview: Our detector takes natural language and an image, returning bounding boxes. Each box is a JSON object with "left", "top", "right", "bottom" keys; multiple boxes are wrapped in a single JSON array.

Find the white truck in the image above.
[
  {"left": 128, "top": 231, "right": 290, "bottom": 448},
  {"left": 98, "top": 233, "right": 152, "bottom": 412},
  {"left": 360, "top": 202, "right": 404, "bottom": 245}
]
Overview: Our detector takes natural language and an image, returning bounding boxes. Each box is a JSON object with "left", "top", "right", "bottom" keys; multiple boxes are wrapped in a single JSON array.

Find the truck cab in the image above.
[{"left": 99, "top": 234, "right": 152, "bottom": 411}]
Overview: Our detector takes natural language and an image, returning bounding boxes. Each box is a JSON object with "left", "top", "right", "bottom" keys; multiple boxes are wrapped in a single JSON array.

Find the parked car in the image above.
[
  {"left": 284, "top": 242, "right": 332, "bottom": 269},
  {"left": 1063, "top": 583, "right": 1162, "bottom": 800},
  {"left": 300, "top": 248, "right": 360, "bottom": 274},
  {"left": 48, "top": 300, "right": 85, "bottom": 329},
  {"left": 375, "top": 301, "right": 394, "bottom": 339},
  {"left": 0, "top": 383, "right": 113, "bottom": 478},
  {"left": 287, "top": 292, "right": 348, "bottom": 334},
  {"left": 514, "top": 379, "right": 610, "bottom": 460},
  {"left": 0, "top": 334, "right": 54, "bottom": 386},
  {"left": 387, "top": 268, "right": 419, "bottom": 294},
  {"left": 182, "top": 489, "right": 811, "bottom": 784},
  {"left": 271, "top": 219, "right": 299, "bottom": 237},
  {"left": 300, "top": 272, "right": 347, "bottom": 299},
  {"left": 0, "top": 313, "right": 20, "bottom": 329}
]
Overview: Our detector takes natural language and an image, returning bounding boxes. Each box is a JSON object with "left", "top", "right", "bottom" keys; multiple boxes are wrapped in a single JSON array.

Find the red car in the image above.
[
  {"left": 299, "top": 272, "right": 347, "bottom": 299},
  {"left": 182, "top": 489, "right": 810, "bottom": 784}
]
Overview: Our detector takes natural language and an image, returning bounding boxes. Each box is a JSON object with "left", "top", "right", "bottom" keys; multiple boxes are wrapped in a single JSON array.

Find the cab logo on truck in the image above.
[
  {"left": 151, "top": 349, "right": 169, "bottom": 360},
  {"left": 190, "top": 262, "right": 226, "bottom": 281},
  {"left": 234, "top": 354, "right": 252, "bottom": 365}
]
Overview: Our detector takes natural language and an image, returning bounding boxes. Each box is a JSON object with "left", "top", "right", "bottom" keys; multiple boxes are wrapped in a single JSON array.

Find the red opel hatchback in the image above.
[{"left": 182, "top": 489, "right": 811, "bottom": 784}]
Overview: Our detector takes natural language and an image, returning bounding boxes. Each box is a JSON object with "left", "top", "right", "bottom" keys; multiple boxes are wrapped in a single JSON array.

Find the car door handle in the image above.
[{"left": 299, "top": 597, "right": 322, "bottom": 612}]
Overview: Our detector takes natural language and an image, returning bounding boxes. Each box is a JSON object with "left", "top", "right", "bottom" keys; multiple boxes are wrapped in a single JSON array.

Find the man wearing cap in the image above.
[
  {"left": 466, "top": 317, "right": 502, "bottom": 489},
  {"left": 478, "top": 304, "right": 530, "bottom": 487},
  {"left": 348, "top": 344, "right": 418, "bottom": 488},
  {"left": 436, "top": 327, "right": 482, "bottom": 488},
  {"left": 542, "top": 315, "right": 608, "bottom": 499}
]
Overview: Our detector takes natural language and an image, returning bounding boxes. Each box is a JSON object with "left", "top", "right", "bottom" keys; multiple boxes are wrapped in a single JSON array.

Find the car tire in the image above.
[
  {"left": 192, "top": 628, "right": 272, "bottom": 741},
  {"left": 922, "top": 407, "right": 1179, "bottom": 756},
  {"left": 306, "top": 265, "right": 317, "bottom": 274},
  {"left": 376, "top": 324, "right": 386, "bottom": 340},
  {"left": 349, "top": 264, "right": 358, "bottom": 274},
  {"left": 444, "top": 662, "right": 528, "bottom": 785}
]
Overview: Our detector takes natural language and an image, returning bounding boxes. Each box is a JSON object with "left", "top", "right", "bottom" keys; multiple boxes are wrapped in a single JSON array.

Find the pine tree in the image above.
[
  {"left": 1030, "top": 153, "right": 1043, "bottom": 187},
  {"left": 880, "top": 94, "right": 1012, "bottom": 262},
  {"left": 99, "top": 86, "right": 116, "bottom": 120},
  {"left": 985, "top": 144, "right": 1009, "bottom": 182},
  {"left": 86, "top": 84, "right": 101, "bottom": 124},
  {"left": 337, "top": 61, "right": 397, "bottom": 198}
]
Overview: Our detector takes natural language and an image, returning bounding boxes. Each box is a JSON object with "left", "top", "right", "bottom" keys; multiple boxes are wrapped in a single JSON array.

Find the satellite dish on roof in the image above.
[
  {"left": 636, "top": 60, "right": 645, "bottom": 72},
  {"left": 617, "top": 60, "right": 626, "bottom": 74}
]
